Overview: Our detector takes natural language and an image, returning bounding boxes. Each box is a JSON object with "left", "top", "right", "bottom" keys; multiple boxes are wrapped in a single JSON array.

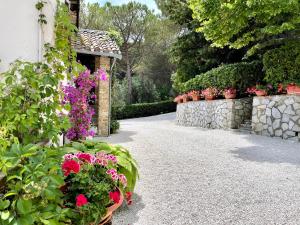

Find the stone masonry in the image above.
[
  {"left": 95, "top": 56, "right": 111, "bottom": 137},
  {"left": 176, "top": 98, "right": 252, "bottom": 129},
  {"left": 252, "top": 95, "right": 300, "bottom": 141}
]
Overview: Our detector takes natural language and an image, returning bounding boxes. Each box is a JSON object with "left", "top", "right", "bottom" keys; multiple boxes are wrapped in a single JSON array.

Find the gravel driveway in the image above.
[{"left": 97, "top": 113, "right": 300, "bottom": 225}]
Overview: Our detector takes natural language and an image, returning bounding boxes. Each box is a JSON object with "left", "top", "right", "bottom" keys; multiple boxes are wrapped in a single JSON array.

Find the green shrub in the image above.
[
  {"left": 110, "top": 119, "right": 120, "bottom": 134},
  {"left": 263, "top": 41, "right": 300, "bottom": 86},
  {"left": 114, "top": 100, "right": 176, "bottom": 120},
  {"left": 183, "top": 61, "right": 263, "bottom": 93},
  {"left": 0, "top": 144, "right": 72, "bottom": 224}
]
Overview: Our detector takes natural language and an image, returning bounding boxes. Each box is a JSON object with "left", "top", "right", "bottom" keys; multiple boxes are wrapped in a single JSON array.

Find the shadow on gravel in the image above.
[
  {"left": 114, "top": 193, "right": 145, "bottom": 225},
  {"left": 94, "top": 131, "right": 137, "bottom": 144},
  {"left": 231, "top": 135, "right": 300, "bottom": 166}
]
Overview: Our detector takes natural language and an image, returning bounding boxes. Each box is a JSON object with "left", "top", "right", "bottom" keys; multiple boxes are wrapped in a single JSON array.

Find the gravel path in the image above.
[{"left": 97, "top": 113, "right": 300, "bottom": 225}]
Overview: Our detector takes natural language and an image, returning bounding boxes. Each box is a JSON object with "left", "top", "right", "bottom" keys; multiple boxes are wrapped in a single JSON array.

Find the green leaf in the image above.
[
  {"left": 0, "top": 210, "right": 10, "bottom": 220},
  {"left": 17, "top": 214, "right": 34, "bottom": 225},
  {"left": 0, "top": 200, "right": 10, "bottom": 210},
  {"left": 17, "top": 199, "right": 32, "bottom": 214},
  {"left": 49, "top": 175, "right": 64, "bottom": 186}
]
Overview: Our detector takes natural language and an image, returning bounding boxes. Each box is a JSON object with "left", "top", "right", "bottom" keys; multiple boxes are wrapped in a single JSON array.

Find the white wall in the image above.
[{"left": 0, "top": 0, "right": 59, "bottom": 73}]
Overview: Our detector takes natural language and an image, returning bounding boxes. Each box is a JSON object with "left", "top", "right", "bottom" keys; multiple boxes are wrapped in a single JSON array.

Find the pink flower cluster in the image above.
[
  {"left": 95, "top": 151, "right": 118, "bottom": 166},
  {"left": 106, "top": 169, "right": 127, "bottom": 187},
  {"left": 63, "top": 69, "right": 108, "bottom": 141}
]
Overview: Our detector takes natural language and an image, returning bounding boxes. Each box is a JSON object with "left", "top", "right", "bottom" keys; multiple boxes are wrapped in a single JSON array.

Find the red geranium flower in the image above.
[
  {"left": 76, "top": 152, "right": 94, "bottom": 164},
  {"left": 76, "top": 194, "right": 88, "bottom": 207},
  {"left": 109, "top": 191, "right": 120, "bottom": 204},
  {"left": 62, "top": 160, "right": 80, "bottom": 176}
]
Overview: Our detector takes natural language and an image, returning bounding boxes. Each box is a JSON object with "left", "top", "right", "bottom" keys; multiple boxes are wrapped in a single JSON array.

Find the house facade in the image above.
[{"left": 0, "top": 0, "right": 79, "bottom": 73}]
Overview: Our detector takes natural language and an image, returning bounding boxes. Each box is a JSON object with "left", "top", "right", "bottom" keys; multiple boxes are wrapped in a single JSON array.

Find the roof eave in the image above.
[{"left": 75, "top": 49, "right": 122, "bottom": 60}]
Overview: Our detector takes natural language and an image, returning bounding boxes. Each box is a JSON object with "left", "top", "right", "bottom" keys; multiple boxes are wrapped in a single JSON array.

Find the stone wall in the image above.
[
  {"left": 252, "top": 95, "right": 300, "bottom": 141},
  {"left": 176, "top": 98, "right": 252, "bottom": 129}
]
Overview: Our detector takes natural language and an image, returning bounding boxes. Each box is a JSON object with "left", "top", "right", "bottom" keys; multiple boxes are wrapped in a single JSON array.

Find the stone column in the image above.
[{"left": 95, "top": 56, "right": 111, "bottom": 137}]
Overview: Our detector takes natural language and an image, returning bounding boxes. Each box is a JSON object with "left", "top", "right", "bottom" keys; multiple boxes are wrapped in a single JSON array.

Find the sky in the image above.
[{"left": 85, "top": 0, "right": 160, "bottom": 13}]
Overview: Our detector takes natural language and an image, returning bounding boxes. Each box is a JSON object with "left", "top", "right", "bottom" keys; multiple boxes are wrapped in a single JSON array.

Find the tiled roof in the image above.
[{"left": 72, "top": 29, "right": 122, "bottom": 59}]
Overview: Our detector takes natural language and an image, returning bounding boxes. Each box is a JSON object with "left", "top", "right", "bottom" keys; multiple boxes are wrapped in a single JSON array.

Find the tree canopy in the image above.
[{"left": 189, "top": 0, "right": 300, "bottom": 49}]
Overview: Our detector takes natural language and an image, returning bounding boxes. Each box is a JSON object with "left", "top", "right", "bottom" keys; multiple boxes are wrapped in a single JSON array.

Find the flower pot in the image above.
[
  {"left": 255, "top": 89, "right": 267, "bottom": 96},
  {"left": 224, "top": 93, "right": 236, "bottom": 99},
  {"left": 205, "top": 95, "right": 215, "bottom": 101},
  {"left": 182, "top": 95, "right": 190, "bottom": 103},
  {"left": 287, "top": 84, "right": 300, "bottom": 95},
  {"left": 191, "top": 95, "right": 201, "bottom": 101},
  {"left": 98, "top": 189, "right": 124, "bottom": 225}
]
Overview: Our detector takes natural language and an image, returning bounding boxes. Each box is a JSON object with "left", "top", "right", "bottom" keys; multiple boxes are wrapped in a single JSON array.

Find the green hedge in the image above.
[
  {"left": 183, "top": 61, "right": 263, "bottom": 93},
  {"left": 263, "top": 41, "right": 300, "bottom": 86},
  {"left": 113, "top": 100, "right": 176, "bottom": 120}
]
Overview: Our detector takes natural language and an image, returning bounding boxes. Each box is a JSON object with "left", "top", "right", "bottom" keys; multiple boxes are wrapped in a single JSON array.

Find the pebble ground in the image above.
[{"left": 97, "top": 113, "right": 300, "bottom": 225}]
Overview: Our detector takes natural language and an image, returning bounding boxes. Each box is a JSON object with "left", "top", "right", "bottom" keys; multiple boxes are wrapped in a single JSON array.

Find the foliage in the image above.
[
  {"left": 60, "top": 150, "right": 125, "bottom": 225},
  {"left": 0, "top": 2, "right": 82, "bottom": 150},
  {"left": 114, "top": 100, "right": 176, "bottom": 120},
  {"left": 63, "top": 69, "right": 107, "bottom": 141},
  {"left": 189, "top": 0, "right": 300, "bottom": 50},
  {"left": 113, "top": 76, "right": 161, "bottom": 105},
  {"left": 110, "top": 120, "right": 120, "bottom": 134},
  {"left": 156, "top": 0, "right": 246, "bottom": 92},
  {"left": 63, "top": 141, "right": 139, "bottom": 193},
  {"left": 0, "top": 61, "right": 70, "bottom": 148},
  {"left": 0, "top": 144, "right": 72, "bottom": 225},
  {"left": 183, "top": 61, "right": 263, "bottom": 94},
  {"left": 263, "top": 41, "right": 300, "bottom": 86}
]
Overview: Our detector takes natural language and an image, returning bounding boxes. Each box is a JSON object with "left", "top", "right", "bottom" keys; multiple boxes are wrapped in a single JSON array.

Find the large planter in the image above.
[
  {"left": 224, "top": 92, "right": 236, "bottom": 99},
  {"left": 255, "top": 89, "right": 267, "bottom": 96},
  {"left": 191, "top": 95, "right": 201, "bottom": 101},
  {"left": 98, "top": 189, "right": 124, "bottom": 225},
  {"left": 204, "top": 95, "right": 215, "bottom": 101},
  {"left": 287, "top": 84, "right": 300, "bottom": 95}
]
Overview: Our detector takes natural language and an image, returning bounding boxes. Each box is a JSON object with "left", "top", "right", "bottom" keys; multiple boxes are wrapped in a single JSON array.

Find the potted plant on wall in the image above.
[
  {"left": 174, "top": 95, "right": 183, "bottom": 104},
  {"left": 202, "top": 87, "right": 218, "bottom": 100},
  {"left": 223, "top": 88, "right": 237, "bottom": 99},
  {"left": 286, "top": 82, "right": 300, "bottom": 95},
  {"left": 188, "top": 90, "right": 201, "bottom": 101},
  {"left": 182, "top": 94, "right": 191, "bottom": 103}
]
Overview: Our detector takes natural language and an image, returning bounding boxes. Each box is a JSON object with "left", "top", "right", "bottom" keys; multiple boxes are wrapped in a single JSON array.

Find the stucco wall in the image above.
[
  {"left": 176, "top": 98, "right": 253, "bottom": 129},
  {"left": 0, "top": 0, "right": 59, "bottom": 73},
  {"left": 252, "top": 95, "right": 300, "bottom": 141}
]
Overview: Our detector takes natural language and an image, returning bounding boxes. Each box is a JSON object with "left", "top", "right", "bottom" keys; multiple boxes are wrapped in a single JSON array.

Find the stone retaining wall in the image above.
[
  {"left": 252, "top": 95, "right": 300, "bottom": 141},
  {"left": 176, "top": 98, "right": 252, "bottom": 129}
]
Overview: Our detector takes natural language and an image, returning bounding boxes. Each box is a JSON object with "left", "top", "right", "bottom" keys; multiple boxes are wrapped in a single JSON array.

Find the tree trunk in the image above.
[{"left": 125, "top": 47, "right": 132, "bottom": 104}]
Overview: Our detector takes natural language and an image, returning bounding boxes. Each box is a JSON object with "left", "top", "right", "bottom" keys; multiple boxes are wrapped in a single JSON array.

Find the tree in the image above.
[
  {"left": 155, "top": 0, "right": 246, "bottom": 92},
  {"left": 189, "top": 0, "right": 300, "bottom": 50},
  {"left": 108, "top": 2, "right": 154, "bottom": 104}
]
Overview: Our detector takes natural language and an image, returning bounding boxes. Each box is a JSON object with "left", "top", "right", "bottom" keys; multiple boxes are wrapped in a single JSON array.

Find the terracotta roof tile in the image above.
[{"left": 72, "top": 29, "right": 122, "bottom": 59}]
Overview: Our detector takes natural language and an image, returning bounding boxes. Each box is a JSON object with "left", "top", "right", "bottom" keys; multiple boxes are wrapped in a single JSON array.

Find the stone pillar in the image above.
[{"left": 95, "top": 56, "right": 111, "bottom": 137}]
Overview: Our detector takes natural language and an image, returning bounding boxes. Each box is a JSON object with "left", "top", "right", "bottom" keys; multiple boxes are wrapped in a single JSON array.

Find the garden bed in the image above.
[
  {"left": 176, "top": 97, "right": 252, "bottom": 129},
  {"left": 252, "top": 95, "right": 300, "bottom": 141}
]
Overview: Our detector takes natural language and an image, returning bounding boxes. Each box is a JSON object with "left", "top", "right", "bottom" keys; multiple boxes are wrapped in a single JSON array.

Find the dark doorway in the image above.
[{"left": 77, "top": 53, "right": 96, "bottom": 73}]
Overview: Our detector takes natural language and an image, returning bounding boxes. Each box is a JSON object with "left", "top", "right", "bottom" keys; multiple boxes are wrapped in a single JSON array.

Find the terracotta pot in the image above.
[
  {"left": 205, "top": 95, "right": 215, "bottom": 101},
  {"left": 98, "top": 189, "right": 124, "bottom": 225},
  {"left": 287, "top": 84, "right": 300, "bottom": 95},
  {"left": 255, "top": 89, "right": 267, "bottom": 96},
  {"left": 224, "top": 92, "right": 236, "bottom": 99},
  {"left": 182, "top": 95, "right": 190, "bottom": 103},
  {"left": 191, "top": 95, "right": 201, "bottom": 101}
]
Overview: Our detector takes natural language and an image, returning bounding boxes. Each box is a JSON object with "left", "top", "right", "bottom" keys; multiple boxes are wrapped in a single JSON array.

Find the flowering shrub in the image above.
[
  {"left": 63, "top": 69, "right": 108, "bottom": 141},
  {"left": 61, "top": 150, "right": 128, "bottom": 224}
]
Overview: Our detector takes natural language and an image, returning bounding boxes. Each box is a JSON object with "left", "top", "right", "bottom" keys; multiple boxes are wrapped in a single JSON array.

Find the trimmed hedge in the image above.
[
  {"left": 263, "top": 41, "right": 300, "bottom": 86},
  {"left": 183, "top": 61, "right": 263, "bottom": 93},
  {"left": 113, "top": 100, "right": 176, "bottom": 120}
]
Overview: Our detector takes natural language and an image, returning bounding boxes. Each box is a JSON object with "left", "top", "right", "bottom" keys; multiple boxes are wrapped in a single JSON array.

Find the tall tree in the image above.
[{"left": 109, "top": 3, "right": 154, "bottom": 104}]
